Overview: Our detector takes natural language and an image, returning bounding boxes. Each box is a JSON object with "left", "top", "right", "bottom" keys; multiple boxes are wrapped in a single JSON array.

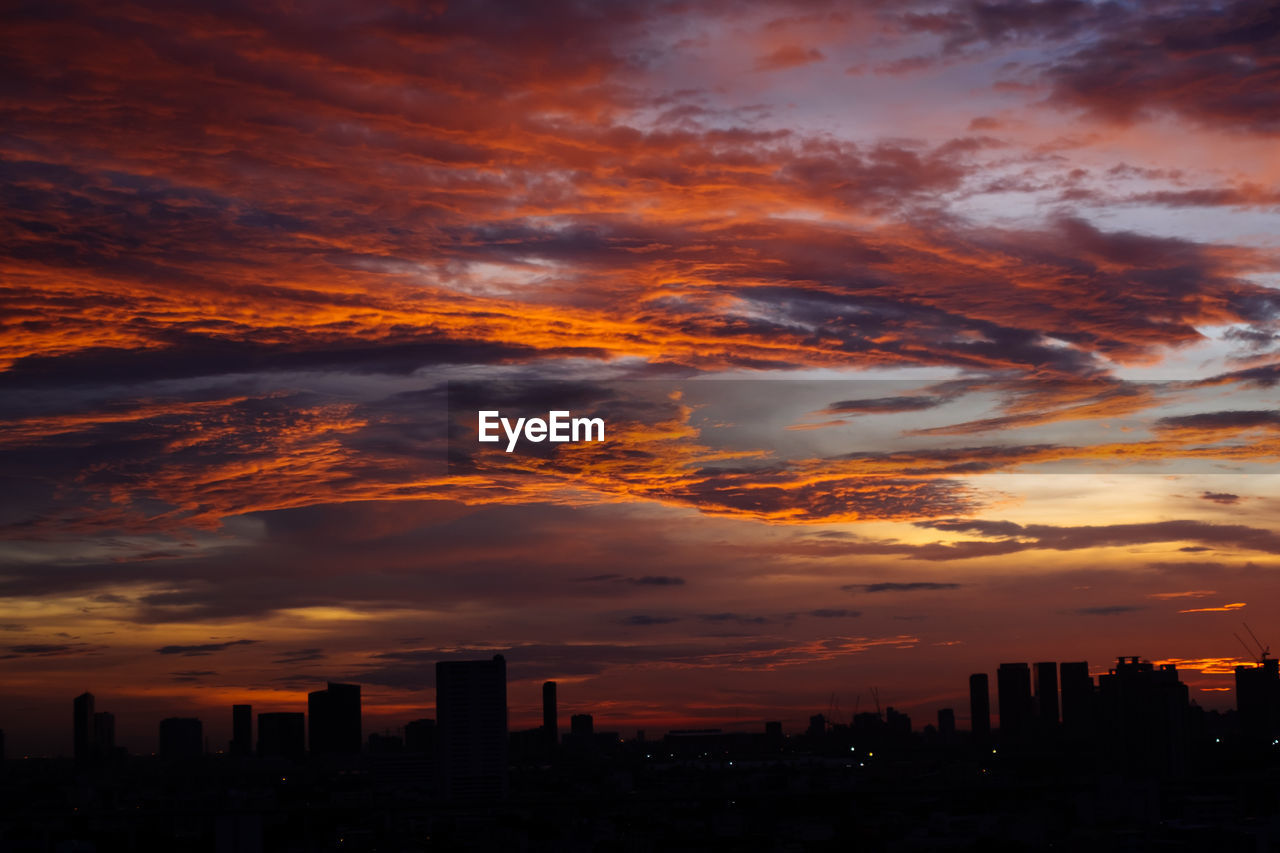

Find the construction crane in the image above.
[{"left": 1235, "top": 622, "right": 1271, "bottom": 665}]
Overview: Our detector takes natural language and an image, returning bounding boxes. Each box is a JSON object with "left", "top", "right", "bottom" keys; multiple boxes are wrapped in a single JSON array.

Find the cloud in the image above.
[
  {"left": 1178, "top": 602, "right": 1247, "bottom": 613},
  {"left": 622, "top": 614, "right": 681, "bottom": 626},
  {"left": 843, "top": 582, "right": 963, "bottom": 593},
  {"left": 154, "top": 639, "right": 258, "bottom": 656},
  {"left": 754, "top": 45, "right": 825, "bottom": 72},
  {"left": 808, "top": 608, "right": 862, "bottom": 618},
  {"left": 1201, "top": 492, "right": 1241, "bottom": 505},
  {"left": 1074, "top": 605, "right": 1143, "bottom": 615}
]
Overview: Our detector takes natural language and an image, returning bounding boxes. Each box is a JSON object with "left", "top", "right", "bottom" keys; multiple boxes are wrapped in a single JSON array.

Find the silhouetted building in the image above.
[
  {"left": 997, "top": 663, "right": 1033, "bottom": 741},
  {"left": 765, "top": 720, "right": 783, "bottom": 743},
  {"left": 258, "top": 712, "right": 305, "bottom": 760},
  {"left": 308, "top": 682, "right": 361, "bottom": 756},
  {"left": 93, "top": 712, "right": 115, "bottom": 758},
  {"left": 159, "top": 717, "right": 203, "bottom": 760},
  {"left": 571, "top": 713, "right": 593, "bottom": 737},
  {"left": 1097, "top": 656, "right": 1190, "bottom": 776},
  {"left": 1060, "top": 661, "right": 1094, "bottom": 738},
  {"left": 542, "top": 680, "right": 557, "bottom": 749},
  {"left": 231, "top": 704, "right": 252, "bottom": 756},
  {"left": 73, "top": 692, "right": 95, "bottom": 764},
  {"left": 938, "top": 708, "right": 956, "bottom": 742},
  {"left": 404, "top": 718, "right": 436, "bottom": 755},
  {"left": 807, "top": 714, "right": 826, "bottom": 738},
  {"left": 1034, "top": 661, "right": 1059, "bottom": 727},
  {"left": 435, "top": 655, "right": 508, "bottom": 800},
  {"left": 0, "top": 729, "right": 4, "bottom": 761},
  {"left": 1233, "top": 657, "right": 1279, "bottom": 747},
  {"left": 969, "top": 673, "right": 990, "bottom": 741},
  {"left": 885, "top": 706, "right": 911, "bottom": 738}
]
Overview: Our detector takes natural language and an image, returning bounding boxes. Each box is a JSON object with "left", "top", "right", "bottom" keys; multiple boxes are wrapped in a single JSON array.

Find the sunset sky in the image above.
[{"left": 2, "top": 0, "right": 1279, "bottom": 756}]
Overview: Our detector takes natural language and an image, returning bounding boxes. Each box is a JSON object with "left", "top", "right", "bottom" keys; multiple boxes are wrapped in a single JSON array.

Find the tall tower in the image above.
[
  {"left": 435, "top": 654, "right": 508, "bottom": 800},
  {"left": 308, "top": 682, "right": 362, "bottom": 755},
  {"left": 997, "top": 662, "right": 1033, "bottom": 741},
  {"left": 542, "top": 680, "right": 557, "bottom": 749},
  {"left": 1034, "top": 661, "right": 1059, "bottom": 726},
  {"left": 968, "top": 673, "right": 991, "bottom": 741},
  {"left": 1060, "top": 661, "right": 1094, "bottom": 738},
  {"left": 73, "top": 692, "right": 95, "bottom": 764},
  {"left": 231, "top": 704, "right": 252, "bottom": 756}
]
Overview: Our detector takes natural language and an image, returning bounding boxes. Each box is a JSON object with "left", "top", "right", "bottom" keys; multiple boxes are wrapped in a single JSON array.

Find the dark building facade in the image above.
[
  {"left": 436, "top": 655, "right": 508, "bottom": 800},
  {"left": 258, "top": 712, "right": 305, "bottom": 760},
  {"left": 1060, "top": 661, "right": 1094, "bottom": 738},
  {"left": 1233, "top": 657, "right": 1279, "bottom": 748},
  {"left": 997, "top": 663, "right": 1033, "bottom": 741},
  {"left": 231, "top": 704, "right": 252, "bottom": 756},
  {"left": 1097, "top": 656, "right": 1190, "bottom": 775},
  {"left": 1034, "top": 661, "right": 1059, "bottom": 727},
  {"left": 969, "top": 673, "right": 990, "bottom": 740},
  {"left": 542, "top": 680, "right": 557, "bottom": 749},
  {"left": 158, "top": 717, "right": 203, "bottom": 760},
  {"left": 73, "top": 692, "right": 95, "bottom": 764},
  {"left": 93, "top": 712, "right": 115, "bottom": 758},
  {"left": 308, "top": 682, "right": 362, "bottom": 756}
]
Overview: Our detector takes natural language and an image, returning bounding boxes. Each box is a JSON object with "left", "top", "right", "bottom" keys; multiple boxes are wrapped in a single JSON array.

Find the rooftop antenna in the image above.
[{"left": 872, "top": 686, "right": 882, "bottom": 718}]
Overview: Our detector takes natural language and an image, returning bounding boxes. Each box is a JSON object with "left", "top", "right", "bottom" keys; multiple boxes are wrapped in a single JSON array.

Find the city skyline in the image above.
[
  {"left": 12, "top": 650, "right": 1276, "bottom": 759},
  {"left": 3, "top": 0, "right": 1280, "bottom": 756}
]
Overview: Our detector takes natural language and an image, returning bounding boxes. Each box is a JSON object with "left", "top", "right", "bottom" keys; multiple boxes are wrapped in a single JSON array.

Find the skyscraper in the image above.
[
  {"left": 1060, "top": 661, "right": 1094, "bottom": 738},
  {"left": 435, "top": 654, "right": 508, "bottom": 800},
  {"left": 1235, "top": 658, "right": 1280, "bottom": 747},
  {"left": 93, "top": 711, "right": 115, "bottom": 759},
  {"left": 997, "top": 663, "right": 1033, "bottom": 741},
  {"left": 1034, "top": 661, "right": 1059, "bottom": 726},
  {"left": 231, "top": 704, "right": 252, "bottom": 756},
  {"left": 308, "top": 682, "right": 361, "bottom": 755},
  {"left": 969, "top": 673, "right": 991, "bottom": 741},
  {"left": 542, "top": 680, "right": 557, "bottom": 749},
  {"left": 73, "top": 692, "right": 95, "bottom": 764}
]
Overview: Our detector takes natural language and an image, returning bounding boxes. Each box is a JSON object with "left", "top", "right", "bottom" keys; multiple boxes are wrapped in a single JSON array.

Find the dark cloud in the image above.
[
  {"left": 274, "top": 648, "right": 327, "bottom": 664},
  {"left": 622, "top": 614, "right": 681, "bottom": 626},
  {"left": 1074, "top": 606, "right": 1144, "bottom": 615},
  {"left": 808, "top": 609, "right": 862, "bottom": 618},
  {"left": 155, "top": 639, "right": 258, "bottom": 656},
  {"left": 1155, "top": 410, "right": 1280, "bottom": 434},
  {"left": 1041, "top": 0, "right": 1280, "bottom": 135},
  {"left": 843, "top": 582, "right": 963, "bottom": 593},
  {"left": 1201, "top": 492, "right": 1242, "bottom": 505}
]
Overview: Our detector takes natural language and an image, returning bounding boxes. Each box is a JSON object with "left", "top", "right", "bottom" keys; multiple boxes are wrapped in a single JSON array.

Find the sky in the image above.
[{"left": 1, "top": 0, "right": 1279, "bottom": 756}]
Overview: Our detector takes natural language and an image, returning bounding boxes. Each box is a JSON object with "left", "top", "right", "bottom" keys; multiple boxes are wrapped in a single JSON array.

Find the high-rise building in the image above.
[
  {"left": 1034, "top": 661, "right": 1059, "bottom": 726},
  {"left": 73, "top": 692, "right": 95, "bottom": 764},
  {"left": 997, "top": 663, "right": 1033, "bottom": 741},
  {"left": 93, "top": 712, "right": 115, "bottom": 758},
  {"left": 435, "top": 654, "right": 508, "bottom": 800},
  {"left": 404, "top": 718, "right": 436, "bottom": 755},
  {"left": 158, "top": 717, "right": 203, "bottom": 760},
  {"left": 231, "top": 704, "right": 252, "bottom": 756},
  {"left": 938, "top": 707, "right": 956, "bottom": 742},
  {"left": 258, "top": 712, "right": 305, "bottom": 760},
  {"left": 1097, "top": 656, "right": 1190, "bottom": 775},
  {"left": 542, "top": 680, "right": 557, "bottom": 749},
  {"left": 308, "top": 682, "right": 361, "bottom": 756},
  {"left": 969, "top": 673, "right": 991, "bottom": 740},
  {"left": 1060, "top": 661, "right": 1094, "bottom": 738},
  {"left": 570, "top": 713, "right": 593, "bottom": 738},
  {"left": 1234, "top": 658, "right": 1279, "bottom": 747}
]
